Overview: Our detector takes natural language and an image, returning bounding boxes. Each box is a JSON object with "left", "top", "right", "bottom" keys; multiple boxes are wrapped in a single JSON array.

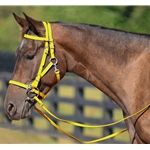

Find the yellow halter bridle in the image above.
[
  {"left": 9, "top": 21, "right": 60, "bottom": 100},
  {"left": 8, "top": 21, "right": 150, "bottom": 144}
]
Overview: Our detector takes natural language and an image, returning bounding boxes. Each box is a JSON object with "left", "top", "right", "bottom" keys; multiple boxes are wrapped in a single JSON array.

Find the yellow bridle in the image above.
[
  {"left": 9, "top": 21, "right": 60, "bottom": 100},
  {"left": 8, "top": 21, "right": 150, "bottom": 144}
]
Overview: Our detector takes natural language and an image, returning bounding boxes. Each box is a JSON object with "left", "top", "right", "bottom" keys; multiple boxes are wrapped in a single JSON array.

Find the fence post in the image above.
[
  {"left": 49, "top": 86, "right": 59, "bottom": 141},
  {"left": 102, "top": 96, "right": 114, "bottom": 143},
  {"left": 74, "top": 87, "right": 84, "bottom": 139}
]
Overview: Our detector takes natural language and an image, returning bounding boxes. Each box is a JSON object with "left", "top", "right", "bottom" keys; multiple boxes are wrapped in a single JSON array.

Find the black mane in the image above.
[{"left": 52, "top": 21, "right": 150, "bottom": 38}]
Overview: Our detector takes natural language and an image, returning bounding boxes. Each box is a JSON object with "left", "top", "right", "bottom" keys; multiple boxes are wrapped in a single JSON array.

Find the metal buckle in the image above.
[
  {"left": 26, "top": 85, "right": 40, "bottom": 102},
  {"left": 49, "top": 57, "right": 58, "bottom": 65},
  {"left": 49, "top": 57, "right": 60, "bottom": 72}
]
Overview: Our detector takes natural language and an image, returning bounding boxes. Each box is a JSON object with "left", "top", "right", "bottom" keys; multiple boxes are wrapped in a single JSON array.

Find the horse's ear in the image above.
[
  {"left": 12, "top": 12, "right": 27, "bottom": 28},
  {"left": 23, "top": 12, "right": 43, "bottom": 36}
]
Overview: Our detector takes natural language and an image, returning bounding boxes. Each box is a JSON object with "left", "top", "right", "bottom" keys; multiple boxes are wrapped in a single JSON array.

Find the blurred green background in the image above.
[{"left": 1, "top": 6, "right": 150, "bottom": 52}]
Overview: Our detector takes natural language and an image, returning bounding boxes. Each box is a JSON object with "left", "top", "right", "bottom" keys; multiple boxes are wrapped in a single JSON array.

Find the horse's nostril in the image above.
[{"left": 7, "top": 103, "right": 16, "bottom": 116}]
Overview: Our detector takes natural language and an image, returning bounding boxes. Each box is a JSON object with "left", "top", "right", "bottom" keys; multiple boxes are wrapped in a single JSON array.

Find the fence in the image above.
[{"left": 0, "top": 52, "right": 130, "bottom": 144}]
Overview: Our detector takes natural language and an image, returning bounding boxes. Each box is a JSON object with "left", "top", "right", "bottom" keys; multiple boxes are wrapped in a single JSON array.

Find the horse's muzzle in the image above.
[{"left": 5, "top": 100, "right": 33, "bottom": 120}]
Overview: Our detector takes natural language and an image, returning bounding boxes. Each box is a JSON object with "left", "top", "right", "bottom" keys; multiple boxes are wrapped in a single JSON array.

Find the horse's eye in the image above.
[{"left": 26, "top": 55, "right": 34, "bottom": 60}]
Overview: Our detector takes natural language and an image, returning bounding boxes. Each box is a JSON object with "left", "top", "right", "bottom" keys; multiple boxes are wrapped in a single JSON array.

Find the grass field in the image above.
[{"left": 0, "top": 127, "right": 57, "bottom": 144}]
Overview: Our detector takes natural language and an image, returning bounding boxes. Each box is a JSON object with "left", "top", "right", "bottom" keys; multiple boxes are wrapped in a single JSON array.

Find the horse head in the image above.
[{"left": 4, "top": 13, "right": 67, "bottom": 120}]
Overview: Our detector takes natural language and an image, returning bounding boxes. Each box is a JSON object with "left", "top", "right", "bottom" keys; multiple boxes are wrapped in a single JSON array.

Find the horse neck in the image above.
[{"left": 52, "top": 23, "right": 150, "bottom": 113}]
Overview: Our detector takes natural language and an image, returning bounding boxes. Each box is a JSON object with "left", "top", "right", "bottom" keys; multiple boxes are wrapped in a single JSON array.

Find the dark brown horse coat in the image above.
[{"left": 4, "top": 13, "right": 150, "bottom": 143}]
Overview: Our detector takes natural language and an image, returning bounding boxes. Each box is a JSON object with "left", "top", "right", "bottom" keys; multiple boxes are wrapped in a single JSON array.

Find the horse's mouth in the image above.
[{"left": 21, "top": 100, "right": 35, "bottom": 119}]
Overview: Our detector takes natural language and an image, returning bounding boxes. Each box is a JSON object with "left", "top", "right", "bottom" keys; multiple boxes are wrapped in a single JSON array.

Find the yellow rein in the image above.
[
  {"left": 8, "top": 21, "right": 150, "bottom": 144},
  {"left": 34, "top": 96, "right": 150, "bottom": 144}
]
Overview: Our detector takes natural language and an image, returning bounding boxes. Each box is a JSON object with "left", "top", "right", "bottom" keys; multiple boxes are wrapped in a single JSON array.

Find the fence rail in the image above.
[{"left": 0, "top": 52, "right": 130, "bottom": 144}]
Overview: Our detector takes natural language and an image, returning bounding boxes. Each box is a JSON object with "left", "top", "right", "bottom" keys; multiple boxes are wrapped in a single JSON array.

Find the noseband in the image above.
[{"left": 9, "top": 21, "right": 60, "bottom": 101}]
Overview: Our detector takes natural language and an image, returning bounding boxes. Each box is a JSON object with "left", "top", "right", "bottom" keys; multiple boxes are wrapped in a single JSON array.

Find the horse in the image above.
[{"left": 4, "top": 12, "right": 150, "bottom": 144}]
